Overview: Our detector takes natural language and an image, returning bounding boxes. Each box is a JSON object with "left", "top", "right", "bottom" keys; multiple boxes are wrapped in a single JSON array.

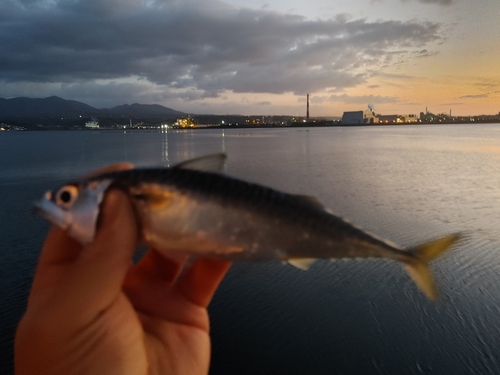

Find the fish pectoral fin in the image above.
[
  {"left": 404, "top": 233, "right": 462, "bottom": 301},
  {"left": 173, "top": 153, "right": 227, "bottom": 173},
  {"left": 294, "top": 194, "right": 325, "bottom": 209},
  {"left": 131, "top": 185, "right": 173, "bottom": 209},
  {"left": 287, "top": 258, "right": 317, "bottom": 270}
]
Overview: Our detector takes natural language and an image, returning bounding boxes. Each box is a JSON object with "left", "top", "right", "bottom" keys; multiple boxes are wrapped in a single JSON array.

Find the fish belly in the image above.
[{"left": 132, "top": 191, "right": 401, "bottom": 263}]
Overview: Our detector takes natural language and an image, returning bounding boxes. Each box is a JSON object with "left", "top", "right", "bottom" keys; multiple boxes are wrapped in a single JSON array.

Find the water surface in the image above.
[{"left": 2, "top": 125, "right": 500, "bottom": 374}]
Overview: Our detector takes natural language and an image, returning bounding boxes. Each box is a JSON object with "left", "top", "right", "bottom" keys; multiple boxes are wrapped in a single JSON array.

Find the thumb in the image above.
[
  {"left": 56, "top": 189, "right": 138, "bottom": 320},
  {"left": 76, "top": 189, "right": 138, "bottom": 306}
]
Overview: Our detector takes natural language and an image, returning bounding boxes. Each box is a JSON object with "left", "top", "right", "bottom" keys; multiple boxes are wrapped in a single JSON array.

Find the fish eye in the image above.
[{"left": 55, "top": 185, "right": 79, "bottom": 209}]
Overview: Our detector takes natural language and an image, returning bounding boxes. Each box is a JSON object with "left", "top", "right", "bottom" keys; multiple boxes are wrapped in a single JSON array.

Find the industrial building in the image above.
[
  {"left": 341, "top": 111, "right": 364, "bottom": 124},
  {"left": 174, "top": 116, "right": 196, "bottom": 128},
  {"left": 341, "top": 108, "right": 378, "bottom": 124},
  {"left": 342, "top": 107, "right": 419, "bottom": 125}
]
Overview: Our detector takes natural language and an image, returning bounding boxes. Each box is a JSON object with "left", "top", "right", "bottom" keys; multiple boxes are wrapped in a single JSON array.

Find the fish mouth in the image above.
[{"left": 33, "top": 198, "right": 69, "bottom": 230}]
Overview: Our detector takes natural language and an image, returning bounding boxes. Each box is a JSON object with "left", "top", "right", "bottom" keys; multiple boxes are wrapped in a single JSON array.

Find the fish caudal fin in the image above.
[{"left": 404, "top": 233, "right": 462, "bottom": 300}]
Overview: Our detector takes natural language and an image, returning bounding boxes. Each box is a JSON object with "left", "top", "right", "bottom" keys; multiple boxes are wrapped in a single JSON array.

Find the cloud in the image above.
[
  {"left": 0, "top": 0, "right": 443, "bottom": 105},
  {"left": 414, "top": 0, "right": 454, "bottom": 5},
  {"left": 459, "top": 94, "right": 489, "bottom": 99},
  {"left": 474, "top": 82, "right": 500, "bottom": 89},
  {"left": 413, "top": 49, "right": 439, "bottom": 58},
  {"left": 371, "top": 72, "right": 418, "bottom": 81},
  {"left": 318, "top": 94, "right": 399, "bottom": 104},
  {"left": 378, "top": 0, "right": 453, "bottom": 6}
]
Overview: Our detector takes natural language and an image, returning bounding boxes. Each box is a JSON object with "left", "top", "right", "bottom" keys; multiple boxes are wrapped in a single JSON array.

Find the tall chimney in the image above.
[{"left": 306, "top": 94, "right": 310, "bottom": 122}]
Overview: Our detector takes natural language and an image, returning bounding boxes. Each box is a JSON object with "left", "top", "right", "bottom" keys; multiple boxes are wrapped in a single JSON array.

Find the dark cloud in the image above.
[
  {"left": 370, "top": 72, "right": 418, "bottom": 81},
  {"left": 0, "top": 0, "right": 443, "bottom": 103},
  {"left": 378, "top": 0, "right": 453, "bottom": 6},
  {"left": 459, "top": 94, "right": 489, "bottom": 99},
  {"left": 415, "top": 0, "right": 454, "bottom": 5}
]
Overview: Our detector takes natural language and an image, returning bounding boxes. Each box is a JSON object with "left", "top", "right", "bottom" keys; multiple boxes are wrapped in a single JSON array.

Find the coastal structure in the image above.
[
  {"left": 341, "top": 108, "right": 379, "bottom": 124},
  {"left": 342, "top": 107, "right": 420, "bottom": 125},
  {"left": 377, "top": 115, "right": 399, "bottom": 124},
  {"left": 341, "top": 111, "right": 364, "bottom": 124},
  {"left": 306, "top": 93, "right": 310, "bottom": 122},
  {"left": 364, "top": 108, "right": 378, "bottom": 124},
  {"left": 174, "top": 116, "right": 196, "bottom": 128},
  {"left": 85, "top": 118, "right": 99, "bottom": 128}
]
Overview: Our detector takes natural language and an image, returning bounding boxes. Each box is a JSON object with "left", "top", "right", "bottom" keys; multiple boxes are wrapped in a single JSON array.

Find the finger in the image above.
[
  {"left": 123, "top": 249, "right": 188, "bottom": 316},
  {"left": 124, "top": 249, "right": 188, "bottom": 292},
  {"left": 175, "top": 258, "right": 231, "bottom": 308},
  {"left": 28, "top": 227, "right": 82, "bottom": 298},
  {"left": 37, "top": 226, "right": 82, "bottom": 268},
  {"left": 81, "top": 162, "right": 134, "bottom": 179},
  {"left": 72, "top": 189, "right": 138, "bottom": 306}
]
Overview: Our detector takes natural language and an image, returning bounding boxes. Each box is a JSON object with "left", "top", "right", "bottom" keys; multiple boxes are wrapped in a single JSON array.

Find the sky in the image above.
[{"left": 0, "top": 0, "right": 499, "bottom": 117}]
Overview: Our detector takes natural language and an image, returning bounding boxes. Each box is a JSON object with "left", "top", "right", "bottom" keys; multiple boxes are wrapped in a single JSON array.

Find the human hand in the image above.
[{"left": 15, "top": 165, "right": 231, "bottom": 375}]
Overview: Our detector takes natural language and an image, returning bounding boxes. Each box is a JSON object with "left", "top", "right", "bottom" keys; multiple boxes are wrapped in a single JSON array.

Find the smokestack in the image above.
[{"left": 306, "top": 94, "right": 310, "bottom": 122}]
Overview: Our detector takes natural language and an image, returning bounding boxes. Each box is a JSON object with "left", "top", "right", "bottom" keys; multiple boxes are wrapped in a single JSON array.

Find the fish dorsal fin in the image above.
[
  {"left": 287, "top": 258, "right": 317, "bottom": 270},
  {"left": 173, "top": 153, "right": 227, "bottom": 173},
  {"left": 295, "top": 194, "right": 325, "bottom": 209}
]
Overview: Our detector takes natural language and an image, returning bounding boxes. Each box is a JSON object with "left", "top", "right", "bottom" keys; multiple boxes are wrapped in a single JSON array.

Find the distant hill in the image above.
[
  {"left": 0, "top": 96, "right": 99, "bottom": 117},
  {"left": 106, "top": 103, "right": 184, "bottom": 116},
  {"left": 0, "top": 96, "right": 184, "bottom": 118}
]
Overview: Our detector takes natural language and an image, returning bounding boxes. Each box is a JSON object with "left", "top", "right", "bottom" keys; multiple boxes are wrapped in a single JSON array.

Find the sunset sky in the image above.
[{"left": 0, "top": 0, "right": 498, "bottom": 117}]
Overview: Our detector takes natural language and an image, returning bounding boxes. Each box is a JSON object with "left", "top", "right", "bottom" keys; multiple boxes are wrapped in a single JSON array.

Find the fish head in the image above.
[{"left": 34, "top": 179, "right": 112, "bottom": 245}]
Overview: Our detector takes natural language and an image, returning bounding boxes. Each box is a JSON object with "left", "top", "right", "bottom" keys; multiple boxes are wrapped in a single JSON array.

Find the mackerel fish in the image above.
[{"left": 35, "top": 153, "right": 461, "bottom": 300}]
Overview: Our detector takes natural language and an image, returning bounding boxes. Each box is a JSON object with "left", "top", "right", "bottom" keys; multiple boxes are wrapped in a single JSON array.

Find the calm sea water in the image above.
[{"left": 2, "top": 125, "right": 500, "bottom": 374}]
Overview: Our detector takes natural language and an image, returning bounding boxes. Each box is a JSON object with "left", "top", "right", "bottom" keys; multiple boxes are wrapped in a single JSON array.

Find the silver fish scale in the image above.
[{"left": 90, "top": 167, "right": 396, "bottom": 253}]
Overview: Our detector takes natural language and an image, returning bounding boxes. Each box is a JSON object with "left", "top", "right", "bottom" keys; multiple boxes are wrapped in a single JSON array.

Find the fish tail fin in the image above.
[{"left": 404, "top": 233, "right": 462, "bottom": 301}]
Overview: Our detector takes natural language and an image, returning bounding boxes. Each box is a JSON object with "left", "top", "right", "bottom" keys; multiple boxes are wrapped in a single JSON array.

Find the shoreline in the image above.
[{"left": 2, "top": 120, "right": 500, "bottom": 131}]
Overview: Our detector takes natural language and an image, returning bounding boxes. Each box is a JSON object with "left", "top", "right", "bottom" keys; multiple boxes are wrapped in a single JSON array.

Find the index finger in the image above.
[
  {"left": 81, "top": 162, "right": 134, "bottom": 179},
  {"left": 176, "top": 258, "right": 231, "bottom": 308}
]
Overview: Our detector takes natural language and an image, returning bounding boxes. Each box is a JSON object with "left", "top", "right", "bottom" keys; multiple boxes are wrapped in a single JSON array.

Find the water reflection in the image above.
[
  {"left": 221, "top": 129, "right": 226, "bottom": 153},
  {"left": 161, "top": 129, "right": 169, "bottom": 167},
  {"left": 160, "top": 128, "right": 228, "bottom": 168}
]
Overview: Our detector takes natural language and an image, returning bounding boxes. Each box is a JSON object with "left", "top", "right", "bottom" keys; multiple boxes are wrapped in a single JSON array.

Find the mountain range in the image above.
[{"left": 0, "top": 96, "right": 185, "bottom": 118}]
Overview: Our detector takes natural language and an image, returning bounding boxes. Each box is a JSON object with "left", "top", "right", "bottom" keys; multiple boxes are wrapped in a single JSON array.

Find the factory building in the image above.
[
  {"left": 378, "top": 114, "right": 419, "bottom": 124},
  {"left": 341, "top": 108, "right": 379, "bottom": 125},
  {"left": 377, "top": 115, "right": 400, "bottom": 124},
  {"left": 175, "top": 116, "right": 196, "bottom": 128},
  {"left": 342, "top": 107, "right": 419, "bottom": 125},
  {"left": 341, "top": 111, "right": 364, "bottom": 124},
  {"left": 364, "top": 108, "right": 378, "bottom": 124}
]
